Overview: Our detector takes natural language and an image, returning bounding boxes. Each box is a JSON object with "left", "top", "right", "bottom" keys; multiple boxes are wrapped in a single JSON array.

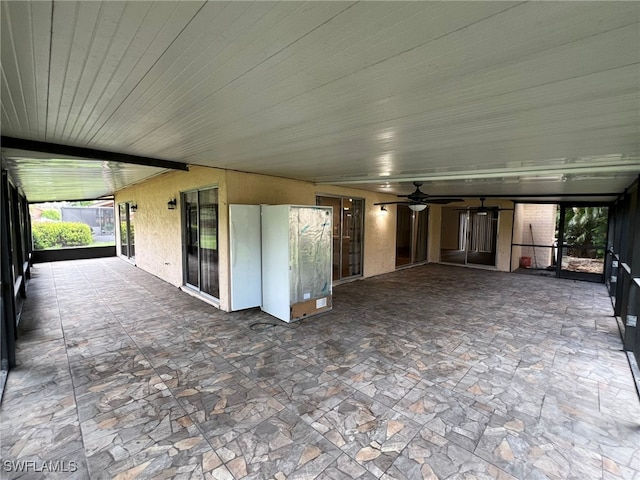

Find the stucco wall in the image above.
[
  {"left": 115, "top": 166, "right": 398, "bottom": 311},
  {"left": 427, "top": 206, "right": 442, "bottom": 262},
  {"left": 495, "top": 201, "right": 515, "bottom": 272},
  {"left": 115, "top": 167, "right": 229, "bottom": 297},
  {"left": 115, "top": 165, "right": 522, "bottom": 312},
  {"left": 225, "top": 171, "right": 398, "bottom": 278}
]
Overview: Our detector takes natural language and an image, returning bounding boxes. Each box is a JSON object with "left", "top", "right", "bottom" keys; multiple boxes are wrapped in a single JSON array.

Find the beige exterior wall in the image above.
[
  {"left": 115, "top": 166, "right": 398, "bottom": 312},
  {"left": 225, "top": 171, "right": 399, "bottom": 278},
  {"left": 115, "top": 166, "right": 229, "bottom": 290},
  {"left": 427, "top": 206, "right": 441, "bottom": 262},
  {"left": 116, "top": 165, "right": 525, "bottom": 311},
  {"left": 495, "top": 202, "right": 515, "bottom": 272}
]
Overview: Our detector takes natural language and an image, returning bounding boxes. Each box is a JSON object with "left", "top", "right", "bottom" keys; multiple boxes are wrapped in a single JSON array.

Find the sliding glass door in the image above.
[
  {"left": 316, "top": 195, "right": 364, "bottom": 281},
  {"left": 183, "top": 187, "right": 219, "bottom": 299},
  {"left": 118, "top": 202, "right": 135, "bottom": 260},
  {"left": 396, "top": 207, "right": 428, "bottom": 267},
  {"left": 440, "top": 208, "right": 497, "bottom": 266}
]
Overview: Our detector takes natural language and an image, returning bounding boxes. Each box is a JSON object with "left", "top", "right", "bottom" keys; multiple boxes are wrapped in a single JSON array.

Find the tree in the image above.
[{"left": 563, "top": 207, "right": 608, "bottom": 258}]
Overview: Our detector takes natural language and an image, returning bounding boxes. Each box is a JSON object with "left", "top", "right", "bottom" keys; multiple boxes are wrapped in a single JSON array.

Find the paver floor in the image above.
[{"left": 1, "top": 258, "right": 639, "bottom": 479}]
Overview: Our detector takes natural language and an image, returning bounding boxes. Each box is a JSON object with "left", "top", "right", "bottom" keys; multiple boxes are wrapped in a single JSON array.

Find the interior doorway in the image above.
[{"left": 440, "top": 208, "right": 497, "bottom": 267}]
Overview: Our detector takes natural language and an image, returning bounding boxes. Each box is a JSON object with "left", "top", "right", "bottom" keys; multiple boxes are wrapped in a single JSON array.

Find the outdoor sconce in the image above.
[
  {"left": 167, "top": 198, "right": 177, "bottom": 210},
  {"left": 130, "top": 204, "right": 138, "bottom": 212}
]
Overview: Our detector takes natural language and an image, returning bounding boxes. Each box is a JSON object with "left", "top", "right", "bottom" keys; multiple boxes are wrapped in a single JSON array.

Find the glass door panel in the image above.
[
  {"left": 397, "top": 207, "right": 428, "bottom": 267},
  {"left": 415, "top": 209, "right": 428, "bottom": 263},
  {"left": 345, "top": 198, "right": 363, "bottom": 276},
  {"left": 118, "top": 202, "right": 135, "bottom": 259},
  {"left": 396, "top": 207, "right": 412, "bottom": 267},
  {"left": 128, "top": 205, "right": 135, "bottom": 259},
  {"left": 316, "top": 196, "right": 364, "bottom": 281},
  {"left": 440, "top": 208, "right": 497, "bottom": 266},
  {"left": 183, "top": 188, "right": 219, "bottom": 299},
  {"left": 317, "top": 196, "right": 341, "bottom": 280},
  {"left": 199, "top": 188, "right": 219, "bottom": 298},
  {"left": 466, "top": 211, "right": 497, "bottom": 266},
  {"left": 119, "top": 204, "right": 128, "bottom": 258},
  {"left": 184, "top": 191, "right": 199, "bottom": 288}
]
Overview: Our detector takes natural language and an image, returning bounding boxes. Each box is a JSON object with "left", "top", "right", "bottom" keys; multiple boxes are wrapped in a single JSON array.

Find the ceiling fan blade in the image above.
[
  {"left": 373, "top": 201, "right": 411, "bottom": 206},
  {"left": 397, "top": 192, "right": 427, "bottom": 199},
  {"left": 425, "top": 198, "right": 463, "bottom": 204},
  {"left": 392, "top": 182, "right": 464, "bottom": 204}
]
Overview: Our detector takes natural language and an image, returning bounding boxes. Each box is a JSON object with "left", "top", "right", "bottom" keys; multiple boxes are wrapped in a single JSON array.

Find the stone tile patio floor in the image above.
[{"left": 1, "top": 258, "right": 639, "bottom": 479}]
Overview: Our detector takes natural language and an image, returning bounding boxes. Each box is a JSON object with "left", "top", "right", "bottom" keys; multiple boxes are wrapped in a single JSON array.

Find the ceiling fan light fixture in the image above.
[{"left": 408, "top": 204, "right": 427, "bottom": 212}]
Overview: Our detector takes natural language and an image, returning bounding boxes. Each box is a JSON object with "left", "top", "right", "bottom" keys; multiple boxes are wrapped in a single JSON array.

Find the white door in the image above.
[{"left": 229, "top": 205, "right": 262, "bottom": 311}]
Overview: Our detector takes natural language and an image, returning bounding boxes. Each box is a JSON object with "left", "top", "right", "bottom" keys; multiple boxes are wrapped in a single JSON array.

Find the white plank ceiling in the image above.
[{"left": 1, "top": 1, "right": 639, "bottom": 201}]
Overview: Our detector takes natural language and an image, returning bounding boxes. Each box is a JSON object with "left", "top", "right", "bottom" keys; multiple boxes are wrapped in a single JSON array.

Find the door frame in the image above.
[
  {"left": 440, "top": 207, "right": 498, "bottom": 267},
  {"left": 181, "top": 185, "right": 220, "bottom": 300},
  {"left": 118, "top": 202, "right": 135, "bottom": 261},
  {"left": 316, "top": 194, "right": 364, "bottom": 281},
  {"left": 556, "top": 203, "right": 609, "bottom": 283}
]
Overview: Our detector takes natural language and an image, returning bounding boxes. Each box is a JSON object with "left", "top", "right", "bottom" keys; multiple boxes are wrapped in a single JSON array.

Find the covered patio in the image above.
[{"left": 1, "top": 258, "right": 638, "bottom": 479}]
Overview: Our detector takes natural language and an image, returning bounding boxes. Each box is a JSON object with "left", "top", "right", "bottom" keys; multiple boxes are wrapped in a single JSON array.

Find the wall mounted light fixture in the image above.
[
  {"left": 380, "top": 205, "right": 387, "bottom": 212},
  {"left": 130, "top": 204, "right": 138, "bottom": 212},
  {"left": 167, "top": 198, "right": 177, "bottom": 210}
]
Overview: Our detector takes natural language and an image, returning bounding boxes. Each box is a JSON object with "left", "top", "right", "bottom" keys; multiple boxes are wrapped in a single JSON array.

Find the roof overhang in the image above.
[{"left": 1, "top": 137, "right": 188, "bottom": 202}]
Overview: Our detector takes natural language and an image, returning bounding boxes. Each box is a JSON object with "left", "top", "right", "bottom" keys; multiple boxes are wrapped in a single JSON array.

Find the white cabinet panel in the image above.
[{"left": 229, "top": 204, "right": 262, "bottom": 311}]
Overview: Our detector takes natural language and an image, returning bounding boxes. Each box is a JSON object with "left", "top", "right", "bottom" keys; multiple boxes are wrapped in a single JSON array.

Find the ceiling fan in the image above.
[
  {"left": 456, "top": 197, "right": 515, "bottom": 216},
  {"left": 374, "top": 182, "right": 463, "bottom": 211}
]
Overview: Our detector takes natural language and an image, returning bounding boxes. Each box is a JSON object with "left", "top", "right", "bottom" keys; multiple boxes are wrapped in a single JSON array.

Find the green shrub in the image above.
[
  {"left": 40, "top": 209, "right": 61, "bottom": 221},
  {"left": 120, "top": 222, "right": 134, "bottom": 242},
  {"left": 32, "top": 222, "right": 93, "bottom": 250}
]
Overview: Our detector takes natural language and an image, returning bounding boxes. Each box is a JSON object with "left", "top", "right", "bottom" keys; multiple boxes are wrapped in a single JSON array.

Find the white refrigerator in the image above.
[{"left": 261, "top": 205, "right": 332, "bottom": 322}]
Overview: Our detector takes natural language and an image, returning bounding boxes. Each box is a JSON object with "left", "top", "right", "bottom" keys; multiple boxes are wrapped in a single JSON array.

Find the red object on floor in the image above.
[{"left": 520, "top": 256, "right": 532, "bottom": 268}]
